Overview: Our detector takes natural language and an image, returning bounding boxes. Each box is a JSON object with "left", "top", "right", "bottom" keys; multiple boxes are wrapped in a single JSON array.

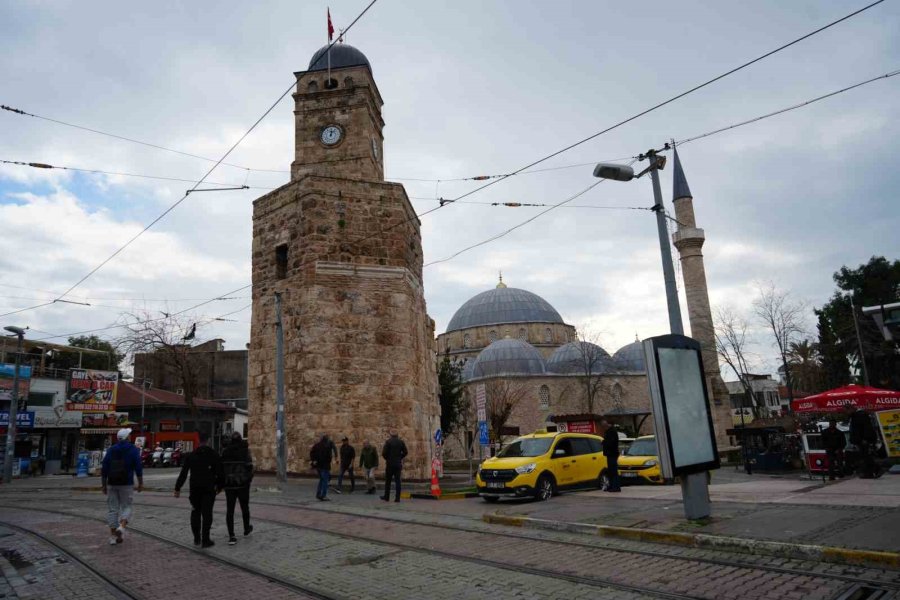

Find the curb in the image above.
[
  {"left": 482, "top": 514, "right": 900, "bottom": 569},
  {"left": 408, "top": 492, "right": 480, "bottom": 501}
]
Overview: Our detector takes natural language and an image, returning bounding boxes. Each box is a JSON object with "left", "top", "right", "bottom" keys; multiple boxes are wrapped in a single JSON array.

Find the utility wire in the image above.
[
  {"left": 47, "top": 0, "right": 379, "bottom": 305},
  {"left": 437, "top": 0, "right": 886, "bottom": 208}
]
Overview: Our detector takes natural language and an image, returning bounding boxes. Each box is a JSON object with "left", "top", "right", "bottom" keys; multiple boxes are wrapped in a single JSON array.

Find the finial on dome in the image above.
[{"left": 496, "top": 271, "right": 507, "bottom": 289}]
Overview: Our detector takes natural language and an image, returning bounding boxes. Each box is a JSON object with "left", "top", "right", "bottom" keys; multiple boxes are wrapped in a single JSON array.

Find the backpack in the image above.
[{"left": 107, "top": 446, "right": 129, "bottom": 485}]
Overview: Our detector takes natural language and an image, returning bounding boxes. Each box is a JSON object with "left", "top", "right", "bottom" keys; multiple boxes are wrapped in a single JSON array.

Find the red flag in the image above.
[{"left": 327, "top": 8, "right": 335, "bottom": 41}]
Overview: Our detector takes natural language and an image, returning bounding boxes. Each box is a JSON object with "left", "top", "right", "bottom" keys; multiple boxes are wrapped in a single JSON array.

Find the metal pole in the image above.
[
  {"left": 648, "top": 154, "right": 684, "bottom": 336},
  {"left": 140, "top": 378, "right": 146, "bottom": 434},
  {"left": 2, "top": 333, "right": 23, "bottom": 484},
  {"left": 849, "top": 295, "right": 870, "bottom": 386},
  {"left": 274, "top": 292, "right": 287, "bottom": 485}
]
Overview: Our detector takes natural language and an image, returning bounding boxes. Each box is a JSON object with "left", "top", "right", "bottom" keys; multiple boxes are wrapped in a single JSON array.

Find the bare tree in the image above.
[
  {"left": 714, "top": 305, "right": 759, "bottom": 418},
  {"left": 116, "top": 311, "right": 202, "bottom": 413},
  {"left": 558, "top": 329, "right": 614, "bottom": 414},
  {"left": 753, "top": 282, "right": 807, "bottom": 404},
  {"left": 485, "top": 379, "right": 528, "bottom": 450}
]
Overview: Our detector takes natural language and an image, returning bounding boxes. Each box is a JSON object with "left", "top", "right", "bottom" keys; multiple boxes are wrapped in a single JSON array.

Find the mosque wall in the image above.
[{"left": 436, "top": 322, "right": 577, "bottom": 360}]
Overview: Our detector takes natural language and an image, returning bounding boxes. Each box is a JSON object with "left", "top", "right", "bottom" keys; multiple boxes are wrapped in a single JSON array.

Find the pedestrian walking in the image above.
[
  {"left": 174, "top": 432, "right": 224, "bottom": 548},
  {"left": 848, "top": 406, "right": 882, "bottom": 479},
  {"left": 337, "top": 437, "right": 356, "bottom": 493},
  {"left": 600, "top": 420, "right": 621, "bottom": 492},
  {"left": 381, "top": 429, "right": 407, "bottom": 502},
  {"left": 821, "top": 418, "right": 845, "bottom": 481},
  {"left": 310, "top": 434, "right": 337, "bottom": 501},
  {"left": 359, "top": 440, "right": 378, "bottom": 494},
  {"left": 101, "top": 428, "right": 144, "bottom": 545},
  {"left": 221, "top": 432, "right": 254, "bottom": 545}
]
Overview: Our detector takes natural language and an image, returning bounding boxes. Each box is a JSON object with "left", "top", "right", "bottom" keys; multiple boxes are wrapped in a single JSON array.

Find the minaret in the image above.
[{"left": 670, "top": 146, "right": 733, "bottom": 449}]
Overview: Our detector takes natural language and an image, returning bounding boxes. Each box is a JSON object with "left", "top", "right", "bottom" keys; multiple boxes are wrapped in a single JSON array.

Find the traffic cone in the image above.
[{"left": 430, "top": 467, "right": 441, "bottom": 498}]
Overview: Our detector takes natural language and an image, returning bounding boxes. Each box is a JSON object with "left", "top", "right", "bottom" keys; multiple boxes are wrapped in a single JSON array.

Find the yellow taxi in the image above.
[
  {"left": 475, "top": 430, "right": 609, "bottom": 502},
  {"left": 617, "top": 435, "right": 664, "bottom": 484}
]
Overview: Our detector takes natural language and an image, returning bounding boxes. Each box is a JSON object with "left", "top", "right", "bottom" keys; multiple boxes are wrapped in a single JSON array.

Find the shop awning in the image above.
[
  {"left": 791, "top": 384, "right": 900, "bottom": 413},
  {"left": 80, "top": 428, "right": 120, "bottom": 434}
]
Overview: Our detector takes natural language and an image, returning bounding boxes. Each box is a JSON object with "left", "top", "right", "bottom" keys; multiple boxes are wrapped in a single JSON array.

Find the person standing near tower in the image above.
[
  {"left": 337, "top": 436, "right": 356, "bottom": 493},
  {"left": 359, "top": 440, "right": 379, "bottom": 494},
  {"left": 381, "top": 430, "right": 408, "bottom": 502},
  {"left": 310, "top": 434, "right": 338, "bottom": 500},
  {"left": 221, "top": 431, "right": 254, "bottom": 545},
  {"left": 174, "top": 432, "right": 224, "bottom": 548}
]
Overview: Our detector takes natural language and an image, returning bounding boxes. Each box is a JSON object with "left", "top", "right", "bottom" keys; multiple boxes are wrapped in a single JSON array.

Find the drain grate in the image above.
[{"left": 832, "top": 584, "right": 900, "bottom": 600}]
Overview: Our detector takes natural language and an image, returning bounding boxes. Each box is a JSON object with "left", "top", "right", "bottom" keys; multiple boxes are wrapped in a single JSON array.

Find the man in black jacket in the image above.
[
  {"left": 174, "top": 432, "right": 224, "bottom": 548},
  {"left": 221, "top": 432, "right": 254, "bottom": 545},
  {"left": 381, "top": 430, "right": 408, "bottom": 502},
  {"left": 600, "top": 420, "right": 621, "bottom": 492},
  {"left": 310, "top": 434, "right": 338, "bottom": 501},
  {"left": 848, "top": 407, "right": 881, "bottom": 478},
  {"left": 337, "top": 437, "right": 356, "bottom": 493},
  {"left": 821, "top": 419, "right": 845, "bottom": 481}
]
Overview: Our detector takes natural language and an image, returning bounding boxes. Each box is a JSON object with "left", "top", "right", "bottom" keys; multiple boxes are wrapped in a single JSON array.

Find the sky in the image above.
[{"left": 1, "top": 0, "right": 898, "bottom": 378}]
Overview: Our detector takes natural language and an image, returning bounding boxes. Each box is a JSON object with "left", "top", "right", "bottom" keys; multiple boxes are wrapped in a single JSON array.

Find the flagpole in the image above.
[{"left": 327, "top": 8, "right": 332, "bottom": 83}]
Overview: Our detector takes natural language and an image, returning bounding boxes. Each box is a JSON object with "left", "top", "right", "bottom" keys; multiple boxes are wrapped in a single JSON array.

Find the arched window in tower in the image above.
[
  {"left": 307, "top": 80, "right": 319, "bottom": 92},
  {"left": 343, "top": 76, "right": 354, "bottom": 88},
  {"left": 518, "top": 328, "right": 527, "bottom": 341},
  {"left": 544, "top": 328, "right": 552, "bottom": 343},
  {"left": 324, "top": 77, "right": 338, "bottom": 90},
  {"left": 612, "top": 383, "right": 624, "bottom": 411},
  {"left": 463, "top": 333, "right": 471, "bottom": 349},
  {"left": 539, "top": 385, "right": 550, "bottom": 410},
  {"left": 489, "top": 330, "right": 498, "bottom": 343}
]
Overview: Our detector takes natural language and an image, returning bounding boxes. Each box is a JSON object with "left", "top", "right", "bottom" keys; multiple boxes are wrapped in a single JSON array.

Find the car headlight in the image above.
[
  {"left": 515, "top": 463, "right": 537, "bottom": 474},
  {"left": 642, "top": 459, "right": 658, "bottom": 467}
]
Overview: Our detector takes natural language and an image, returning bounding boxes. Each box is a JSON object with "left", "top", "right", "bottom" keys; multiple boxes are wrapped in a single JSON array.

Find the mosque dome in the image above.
[
  {"left": 461, "top": 358, "right": 476, "bottom": 382},
  {"left": 469, "top": 338, "right": 546, "bottom": 380},
  {"left": 446, "top": 286, "right": 564, "bottom": 333},
  {"left": 613, "top": 340, "right": 646, "bottom": 372},
  {"left": 308, "top": 43, "right": 371, "bottom": 72},
  {"left": 546, "top": 342, "right": 613, "bottom": 374}
]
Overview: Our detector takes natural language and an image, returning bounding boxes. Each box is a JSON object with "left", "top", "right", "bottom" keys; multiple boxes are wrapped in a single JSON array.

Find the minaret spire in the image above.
[{"left": 672, "top": 145, "right": 692, "bottom": 201}]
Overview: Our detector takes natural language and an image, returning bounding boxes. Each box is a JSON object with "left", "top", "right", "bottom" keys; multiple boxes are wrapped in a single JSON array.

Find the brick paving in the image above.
[{"left": 6, "top": 494, "right": 898, "bottom": 600}]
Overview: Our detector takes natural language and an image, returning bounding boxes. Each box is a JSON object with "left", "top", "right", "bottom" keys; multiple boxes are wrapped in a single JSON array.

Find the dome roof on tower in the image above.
[
  {"left": 308, "top": 43, "right": 371, "bottom": 73},
  {"left": 547, "top": 342, "right": 613, "bottom": 374},
  {"left": 446, "top": 286, "right": 564, "bottom": 333},
  {"left": 469, "top": 338, "right": 546, "bottom": 380},
  {"left": 613, "top": 341, "right": 646, "bottom": 372}
]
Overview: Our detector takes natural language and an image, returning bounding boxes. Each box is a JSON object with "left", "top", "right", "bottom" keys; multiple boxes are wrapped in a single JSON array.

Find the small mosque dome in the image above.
[
  {"left": 470, "top": 338, "right": 546, "bottom": 380},
  {"left": 308, "top": 43, "right": 371, "bottom": 72},
  {"left": 547, "top": 342, "right": 613, "bottom": 374},
  {"left": 613, "top": 340, "right": 646, "bottom": 372}
]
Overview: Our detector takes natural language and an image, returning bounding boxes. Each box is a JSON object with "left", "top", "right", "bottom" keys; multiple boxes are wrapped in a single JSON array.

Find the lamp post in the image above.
[
  {"left": 594, "top": 151, "right": 712, "bottom": 519},
  {"left": 2, "top": 326, "right": 25, "bottom": 484}
]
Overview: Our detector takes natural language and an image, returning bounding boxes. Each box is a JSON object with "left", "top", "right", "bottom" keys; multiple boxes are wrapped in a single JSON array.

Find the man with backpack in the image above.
[
  {"left": 101, "top": 428, "right": 144, "bottom": 545},
  {"left": 174, "top": 432, "right": 224, "bottom": 548},
  {"left": 221, "top": 432, "right": 254, "bottom": 545}
]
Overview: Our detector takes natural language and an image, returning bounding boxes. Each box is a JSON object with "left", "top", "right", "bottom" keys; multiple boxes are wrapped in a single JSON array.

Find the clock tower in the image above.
[{"left": 248, "top": 44, "right": 440, "bottom": 480}]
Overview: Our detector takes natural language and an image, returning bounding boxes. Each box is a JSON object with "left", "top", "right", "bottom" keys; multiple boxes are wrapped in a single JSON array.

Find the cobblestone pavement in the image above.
[{"left": 2, "top": 493, "right": 898, "bottom": 600}]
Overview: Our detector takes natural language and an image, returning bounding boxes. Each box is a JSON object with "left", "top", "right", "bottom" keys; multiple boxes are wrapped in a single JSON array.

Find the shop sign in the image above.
[
  {"left": 877, "top": 409, "right": 900, "bottom": 459},
  {"left": 31, "top": 406, "right": 82, "bottom": 428},
  {"left": 81, "top": 411, "right": 129, "bottom": 428},
  {"left": 159, "top": 419, "right": 181, "bottom": 432},
  {"left": 566, "top": 421, "right": 595, "bottom": 433},
  {"left": 0, "top": 411, "right": 34, "bottom": 428},
  {"left": 66, "top": 369, "right": 118, "bottom": 412},
  {"left": 0, "top": 363, "right": 31, "bottom": 402}
]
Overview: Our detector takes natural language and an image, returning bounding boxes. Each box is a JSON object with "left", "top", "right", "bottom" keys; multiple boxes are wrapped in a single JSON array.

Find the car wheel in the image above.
[
  {"left": 598, "top": 471, "right": 610, "bottom": 491},
  {"left": 482, "top": 496, "right": 500, "bottom": 503},
  {"left": 534, "top": 474, "right": 555, "bottom": 501}
]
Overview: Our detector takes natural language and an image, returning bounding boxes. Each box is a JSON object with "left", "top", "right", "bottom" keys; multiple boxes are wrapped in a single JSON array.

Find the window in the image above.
[
  {"left": 544, "top": 328, "right": 552, "bottom": 343},
  {"left": 275, "top": 244, "right": 288, "bottom": 280},
  {"left": 612, "top": 383, "right": 623, "bottom": 410},
  {"left": 552, "top": 438, "right": 573, "bottom": 457},
  {"left": 243, "top": 423, "right": 249, "bottom": 439},
  {"left": 538, "top": 385, "right": 550, "bottom": 410},
  {"left": 463, "top": 333, "right": 471, "bottom": 349},
  {"left": 307, "top": 80, "right": 318, "bottom": 92},
  {"left": 489, "top": 330, "right": 498, "bottom": 343},
  {"left": 324, "top": 78, "right": 338, "bottom": 89},
  {"left": 571, "top": 437, "right": 594, "bottom": 456},
  {"left": 26, "top": 392, "right": 55, "bottom": 407},
  {"left": 587, "top": 438, "right": 602, "bottom": 454},
  {"left": 518, "top": 328, "right": 527, "bottom": 341}
]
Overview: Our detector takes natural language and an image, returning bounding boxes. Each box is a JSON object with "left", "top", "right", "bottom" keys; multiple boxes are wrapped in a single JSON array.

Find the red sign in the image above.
[
  {"left": 159, "top": 419, "right": 181, "bottom": 432},
  {"left": 566, "top": 421, "right": 595, "bottom": 433}
]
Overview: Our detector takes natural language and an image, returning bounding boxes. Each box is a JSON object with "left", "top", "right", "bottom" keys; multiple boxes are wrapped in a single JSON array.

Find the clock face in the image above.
[{"left": 320, "top": 125, "right": 342, "bottom": 146}]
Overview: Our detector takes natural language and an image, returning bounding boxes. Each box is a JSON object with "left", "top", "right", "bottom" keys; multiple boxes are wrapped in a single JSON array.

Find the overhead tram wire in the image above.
[
  {"left": 434, "top": 0, "right": 886, "bottom": 208},
  {"left": 47, "top": 0, "right": 380, "bottom": 305}
]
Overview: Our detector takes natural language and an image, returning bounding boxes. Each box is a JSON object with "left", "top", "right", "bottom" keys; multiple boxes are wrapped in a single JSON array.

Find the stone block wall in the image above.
[{"left": 436, "top": 322, "right": 577, "bottom": 362}]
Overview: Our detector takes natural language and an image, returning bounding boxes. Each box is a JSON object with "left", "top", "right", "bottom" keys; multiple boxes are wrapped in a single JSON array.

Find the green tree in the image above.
[
  {"left": 54, "top": 335, "right": 124, "bottom": 371},
  {"left": 815, "top": 256, "right": 900, "bottom": 390},
  {"left": 786, "top": 339, "right": 825, "bottom": 394},
  {"left": 437, "top": 353, "right": 465, "bottom": 436}
]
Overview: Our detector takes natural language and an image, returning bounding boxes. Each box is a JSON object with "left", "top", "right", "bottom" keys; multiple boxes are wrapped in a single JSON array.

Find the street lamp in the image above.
[{"left": 2, "top": 325, "right": 25, "bottom": 484}]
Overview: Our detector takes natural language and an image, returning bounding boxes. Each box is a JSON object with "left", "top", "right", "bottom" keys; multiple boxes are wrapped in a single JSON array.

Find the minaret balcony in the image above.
[{"left": 673, "top": 227, "right": 705, "bottom": 249}]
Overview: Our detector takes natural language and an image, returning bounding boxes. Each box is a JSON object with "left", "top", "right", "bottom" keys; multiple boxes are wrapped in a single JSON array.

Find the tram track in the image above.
[
  {"left": 9, "top": 492, "right": 900, "bottom": 591},
  {"left": 2, "top": 499, "right": 894, "bottom": 600}
]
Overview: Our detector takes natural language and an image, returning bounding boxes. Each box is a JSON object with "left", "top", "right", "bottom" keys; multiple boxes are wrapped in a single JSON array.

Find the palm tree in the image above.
[{"left": 787, "top": 339, "right": 825, "bottom": 393}]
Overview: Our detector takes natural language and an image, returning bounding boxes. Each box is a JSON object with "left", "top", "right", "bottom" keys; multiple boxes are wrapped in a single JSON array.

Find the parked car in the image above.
[
  {"left": 618, "top": 435, "right": 665, "bottom": 484},
  {"left": 476, "top": 430, "right": 609, "bottom": 502}
]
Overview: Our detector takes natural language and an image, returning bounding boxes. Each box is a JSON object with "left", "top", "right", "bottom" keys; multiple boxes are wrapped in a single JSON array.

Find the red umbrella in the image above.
[{"left": 791, "top": 384, "right": 900, "bottom": 413}]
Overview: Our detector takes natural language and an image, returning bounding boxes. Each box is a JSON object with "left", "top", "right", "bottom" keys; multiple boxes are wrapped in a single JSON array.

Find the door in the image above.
[
  {"left": 570, "top": 437, "right": 598, "bottom": 485},
  {"left": 550, "top": 437, "right": 576, "bottom": 485}
]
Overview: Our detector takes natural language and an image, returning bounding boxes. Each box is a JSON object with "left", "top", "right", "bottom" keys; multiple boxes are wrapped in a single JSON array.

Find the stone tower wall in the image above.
[{"left": 672, "top": 196, "right": 734, "bottom": 450}]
